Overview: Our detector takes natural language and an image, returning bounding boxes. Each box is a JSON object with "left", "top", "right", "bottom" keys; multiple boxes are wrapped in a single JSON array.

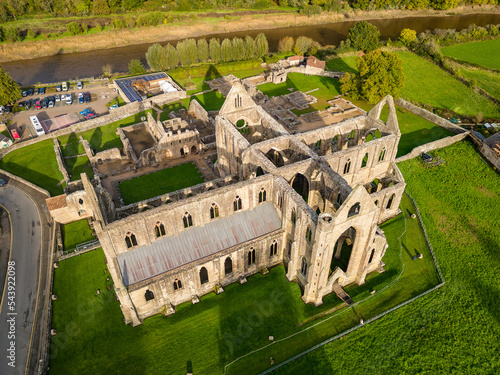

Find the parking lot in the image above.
[{"left": 2, "top": 84, "right": 119, "bottom": 141}]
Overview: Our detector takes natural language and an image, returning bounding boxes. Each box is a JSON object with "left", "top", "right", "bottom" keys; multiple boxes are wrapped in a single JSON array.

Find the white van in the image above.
[{"left": 62, "top": 82, "right": 68, "bottom": 91}]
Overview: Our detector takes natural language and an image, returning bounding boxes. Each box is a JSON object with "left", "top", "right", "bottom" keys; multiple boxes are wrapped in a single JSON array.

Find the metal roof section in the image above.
[
  {"left": 117, "top": 203, "right": 282, "bottom": 286},
  {"left": 115, "top": 72, "right": 169, "bottom": 103}
]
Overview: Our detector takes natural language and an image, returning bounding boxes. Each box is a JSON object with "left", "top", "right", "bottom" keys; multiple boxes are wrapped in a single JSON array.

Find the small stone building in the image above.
[{"left": 48, "top": 80, "right": 406, "bottom": 326}]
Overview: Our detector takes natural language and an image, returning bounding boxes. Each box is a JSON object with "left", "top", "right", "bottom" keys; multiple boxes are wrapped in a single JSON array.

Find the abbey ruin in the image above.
[{"left": 47, "top": 79, "right": 405, "bottom": 326}]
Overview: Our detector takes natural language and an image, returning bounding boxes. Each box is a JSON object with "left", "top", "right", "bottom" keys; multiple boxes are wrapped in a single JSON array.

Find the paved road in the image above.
[{"left": 0, "top": 185, "right": 42, "bottom": 375}]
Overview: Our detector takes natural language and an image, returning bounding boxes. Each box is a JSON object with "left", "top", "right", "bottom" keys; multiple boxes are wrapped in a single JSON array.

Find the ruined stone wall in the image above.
[
  {"left": 395, "top": 132, "right": 470, "bottom": 162},
  {"left": 188, "top": 99, "right": 209, "bottom": 124},
  {"left": 469, "top": 132, "right": 500, "bottom": 170},
  {"left": 395, "top": 98, "right": 466, "bottom": 135},
  {"left": 53, "top": 139, "right": 70, "bottom": 186}
]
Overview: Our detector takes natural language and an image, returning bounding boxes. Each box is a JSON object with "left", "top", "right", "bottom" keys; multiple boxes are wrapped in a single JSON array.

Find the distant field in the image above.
[
  {"left": 442, "top": 38, "right": 500, "bottom": 70},
  {"left": 119, "top": 162, "right": 204, "bottom": 205},
  {"left": 458, "top": 67, "right": 500, "bottom": 101},
  {"left": 0, "top": 139, "right": 64, "bottom": 196},
  {"left": 276, "top": 140, "right": 500, "bottom": 375}
]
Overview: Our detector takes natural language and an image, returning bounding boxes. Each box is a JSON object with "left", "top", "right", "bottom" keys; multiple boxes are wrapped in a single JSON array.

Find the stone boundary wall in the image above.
[
  {"left": 286, "top": 67, "right": 344, "bottom": 79},
  {"left": 0, "top": 169, "right": 50, "bottom": 197},
  {"left": 53, "top": 139, "right": 71, "bottom": 185},
  {"left": 395, "top": 132, "right": 469, "bottom": 163},
  {"left": 395, "top": 98, "right": 466, "bottom": 135},
  {"left": 0, "top": 90, "right": 185, "bottom": 160},
  {"left": 188, "top": 99, "right": 210, "bottom": 124}
]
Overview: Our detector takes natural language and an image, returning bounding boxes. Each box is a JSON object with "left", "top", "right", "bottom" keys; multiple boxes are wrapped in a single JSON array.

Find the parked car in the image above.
[
  {"left": 56, "top": 85, "right": 62, "bottom": 92},
  {"left": 11, "top": 129, "right": 19, "bottom": 139},
  {"left": 62, "top": 82, "right": 68, "bottom": 91},
  {"left": 78, "top": 92, "right": 84, "bottom": 104},
  {"left": 48, "top": 100, "right": 54, "bottom": 108},
  {"left": 0, "top": 179, "right": 6, "bottom": 187},
  {"left": 17, "top": 101, "right": 24, "bottom": 107},
  {"left": 42, "top": 98, "right": 48, "bottom": 109},
  {"left": 61, "top": 94, "right": 67, "bottom": 102},
  {"left": 77, "top": 81, "right": 83, "bottom": 90},
  {"left": 4, "top": 105, "right": 11, "bottom": 114},
  {"left": 34, "top": 88, "right": 39, "bottom": 95},
  {"left": 28, "top": 89, "right": 33, "bottom": 96},
  {"left": 55, "top": 95, "right": 60, "bottom": 102},
  {"left": 40, "top": 87, "right": 46, "bottom": 94},
  {"left": 25, "top": 99, "right": 31, "bottom": 109},
  {"left": 109, "top": 103, "right": 119, "bottom": 110},
  {"left": 84, "top": 92, "right": 91, "bottom": 103},
  {"left": 49, "top": 96, "right": 55, "bottom": 105},
  {"left": 66, "top": 94, "right": 73, "bottom": 105},
  {"left": 35, "top": 99, "right": 42, "bottom": 110},
  {"left": 22, "top": 90, "right": 28, "bottom": 97}
]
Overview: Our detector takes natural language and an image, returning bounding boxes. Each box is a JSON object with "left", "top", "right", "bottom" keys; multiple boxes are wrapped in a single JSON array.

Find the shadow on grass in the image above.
[{"left": 0, "top": 161, "right": 63, "bottom": 196}]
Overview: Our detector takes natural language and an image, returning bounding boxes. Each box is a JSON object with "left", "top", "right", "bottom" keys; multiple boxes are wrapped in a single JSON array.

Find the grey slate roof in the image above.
[{"left": 117, "top": 203, "right": 281, "bottom": 286}]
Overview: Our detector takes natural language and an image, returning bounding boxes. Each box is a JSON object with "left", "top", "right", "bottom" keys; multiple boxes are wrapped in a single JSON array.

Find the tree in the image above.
[
  {"left": 146, "top": 43, "right": 167, "bottom": 71},
  {"left": 176, "top": 40, "right": 190, "bottom": 66},
  {"left": 349, "top": 21, "right": 380, "bottom": 53},
  {"left": 165, "top": 43, "right": 179, "bottom": 69},
  {"left": 67, "top": 22, "right": 82, "bottom": 36},
  {"left": 294, "top": 36, "right": 314, "bottom": 55},
  {"left": 340, "top": 50, "right": 405, "bottom": 104},
  {"left": 92, "top": 0, "right": 111, "bottom": 15},
  {"left": 278, "top": 36, "right": 294, "bottom": 53},
  {"left": 197, "top": 39, "right": 209, "bottom": 63},
  {"left": 209, "top": 38, "right": 221, "bottom": 63},
  {"left": 221, "top": 38, "right": 233, "bottom": 62},
  {"left": 0, "top": 66, "right": 21, "bottom": 105},
  {"left": 255, "top": 33, "right": 268, "bottom": 58},
  {"left": 128, "top": 59, "right": 146, "bottom": 75},
  {"left": 102, "top": 64, "right": 112, "bottom": 77},
  {"left": 232, "top": 37, "right": 245, "bottom": 61},
  {"left": 399, "top": 28, "right": 417, "bottom": 46},
  {"left": 184, "top": 39, "right": 198, "bottom": 65},
  {"left": 244, "top": 35, "right": 256, "bottom": 59}
]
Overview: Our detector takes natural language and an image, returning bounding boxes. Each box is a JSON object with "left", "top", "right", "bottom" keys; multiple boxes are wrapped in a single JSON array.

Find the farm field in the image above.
[
  {"left": 60, "top": 219, "right": 95, "bottom": 251},
  {"left": 0, "top": 139, "right": 64, "bottom": 196},
  {"left": 48, "top": 192, "right": 439, "bottom": 375},
  {"left": 118, "top": 162, "right": 204, "bottom": 205},
  {"left": 275, "top": 140, "right": 500, "bottom": 374},
  {"left": 442, "top": 38, "right": 500, "bottom": 71},
  {"left": 327, "top": 52, "right": 500, "bottom": 118}
]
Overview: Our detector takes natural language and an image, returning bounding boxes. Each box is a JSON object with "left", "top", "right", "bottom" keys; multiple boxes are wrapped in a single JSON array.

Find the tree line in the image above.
[{"left": 145, "top": 34, "right": 268, "bottom": 71}]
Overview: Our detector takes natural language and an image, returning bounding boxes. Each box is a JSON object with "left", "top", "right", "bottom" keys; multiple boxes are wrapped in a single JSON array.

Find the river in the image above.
[{"left": 3, "top": 13, "right": 499, "bottom": 86}]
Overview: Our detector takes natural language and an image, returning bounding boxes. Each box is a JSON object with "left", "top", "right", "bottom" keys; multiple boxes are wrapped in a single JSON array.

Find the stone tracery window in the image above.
[
  {"left": 210, "top": 203, "right": 220, "bottom": 219},
  {"left": 379, "top": 147, "right": 386, "bottom": 162},
  {"left": 291, "top": 208, "right": 297, "bottom": 224},
  {"left": 125, "top": 231, "right": 137, "bottom": 248},
  {"left": 259, "top": 188, "right": 267, "bottom": 203},
  {"left": 301, "top": 258, "right": 308, "bottom": 277},
  {"left": 368, "top": 249, "right": 376, "bottom": 264},
  {"left": 344, "top": 158, "right": 351, "bottom": 174},
  {"left": 305, "top": 227, "right": 312, "bottom": 243},
  {"left": 183, "top": 212, "right": 193, "bottom": 228},
  {"left": 386, "top": 194, "right": 395, "bottom": 209},
  {"left": 173, "top": 279, "right": 183, "bottom": 290},
  {"left": 247, "top": 248, "right": 256, "bottom": 266},
  {"left": 200, "top": 267, "right": 209, "bottom": 285},
  {"left": 233, "top": 196, "right": 242, "bottom": 211},
  {"left": 361, "top": 153, "right": 368, "bottom": 168},
  {"left": 269, "top": 240, "right": 278, "bottom": 257},
  {"left": 155, "top": 221, "right": 166, "bottom": 238}
]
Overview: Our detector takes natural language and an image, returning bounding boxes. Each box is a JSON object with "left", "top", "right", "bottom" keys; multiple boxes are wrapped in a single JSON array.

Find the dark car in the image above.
[
  {"left": 84, "top": 92, "right": 91, "bottom": 103},
  {"left": 48, "top": 96, "right": 55, "bottom": 106},
  {"left": 41, "top": 98, "right": 48, "bottom": 109},
  {"left": 40, "top": 87, "right": 46, "bottom": 95},
  {"left": 56, "top": 85, "right": 62, "bottom": 92},
  {"left": 22, "top": 90, "right": 28, "bottom": 97},
  {"left": 4, "top": 105, "right": 11, "bottom": 114},
  {"left": 25, "top": 99, "right": 31, "bottom": 110},
  {"left": 18, "top": 101, "right": 25, "bottom": 107},
  {"left": 28, "top": 88, "right": 33, "bottom": 96},
  {"left": 34, "top": 88, "right": 39, "bottom": 95},
  {"left": 0, "top": 179, "right": 6, "bottom": 187}
]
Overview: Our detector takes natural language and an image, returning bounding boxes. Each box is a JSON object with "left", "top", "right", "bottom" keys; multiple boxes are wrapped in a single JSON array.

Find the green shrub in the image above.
[{"left": 67, "top": 21, "right": 82, "bottom": 36}]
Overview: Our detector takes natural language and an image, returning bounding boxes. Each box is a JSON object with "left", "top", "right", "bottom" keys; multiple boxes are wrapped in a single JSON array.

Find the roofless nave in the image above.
[{"left": 47, "top": 79, "right": 405, "bottom": 326}]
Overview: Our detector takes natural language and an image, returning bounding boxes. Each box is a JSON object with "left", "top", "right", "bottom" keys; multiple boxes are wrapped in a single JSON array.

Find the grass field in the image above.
[
  {"left": 442, "top": 38, "right": 500, "bottom": 71},
  {"left": 327, "top": 52, "right": 500, "bottom": 118},
  {"left": 64, "top": 156, "right": 94, "bottom": 181},
  {"left": 275, "top": 140, "right": 500, "bottom": 374},
  {"left": 0, "top": 139, "right": 64, "bottom": 196},
  {"left": 191, "top": 90, "right": 226, "bottom": 111},
  {"left": 258, "top": 73, "right": 341, "bottom": 113},
  {"left": 48, "top": 190, "right": 439, "bottom": 375},
  {"left": 119, "top": 162, "right": 204, "bottom": 205},
  {"left": 458, "top": 66, "right": 500, "bottom": 101},
  {"left": 61, "top": 219, "right": 95, "bottom": 251}
]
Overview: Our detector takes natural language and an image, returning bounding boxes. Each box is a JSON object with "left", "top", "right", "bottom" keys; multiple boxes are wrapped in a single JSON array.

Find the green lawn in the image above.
[
  {"left": 64, "top": 156, "right": 94, "bottom": 181},
  {"left": 327, "top": 52, "right": 500, "bottom": 118},
  {"left": 275, "top": 140, "right": 500, "bottom": 374},
  {"left": 458, "top": 66, "right": 500, "bottom": 101},
  {"left": 119, "top": 162, "right": 204, "bottom": 205},
  {"left": 258, "top": 73, "right": 342, "bottom": 113},
  {"left": 442, "top": 38, "right": 500, "bottom": 71},
  {"left": 191, "top": 90, "right": 226, "bottom": 111},
  {"left": 0, "top": 139, "right": 64, "bottom": 196},
  {"left": 60, "top": 219, "right": 95, "bottom": 251},
  {"left": 48, "top": 191, "right": 439, "bottom": 375}
]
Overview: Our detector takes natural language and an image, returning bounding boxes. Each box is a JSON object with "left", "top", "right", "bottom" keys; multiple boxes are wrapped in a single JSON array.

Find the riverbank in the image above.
[{"left": 0, "top": 5, "right": 498, "bottom": 63}]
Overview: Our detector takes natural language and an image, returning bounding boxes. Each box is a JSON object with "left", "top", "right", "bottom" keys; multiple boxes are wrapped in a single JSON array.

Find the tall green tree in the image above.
[
  {"left": 340, "top": 50, "right": 405, "bottom": 103},
  {"left": 244, "top": 35, "right": 256, "bottom": 59},
  {"left": 128, "top": 59, "right": 146, "bottom": 75},
  {"left": 0, "top": 66, "right": 21, "bottom": 105},
  {"left": 294, "top": 36, "right": 314, "bottom": 55},
  {"left": 209, "top": 38, "right": 221, "bottom": 63},
  {"left": 255, "top": 33, "right": 268, "bottom": 58},
  {"left": 176, "top": 40, "right": 190, "bottom": 66},
  {"left": 221, "top": 38, "right": 233, "bottom": 62},
  {"left": 146, "top": 43, "right": 168, "bottom": 71},
  {"left": 278, "top": 36, "right": 294, "bottom": 52},
  {"left": 165, "top": 43, "right": 179, "bottom": 69},
  {"left": 185, "top": 39, "right": 198, "bottom": 64},
  {"left": 232, "top": 37, "right": 245, "bottom": 61},
  {"left": 349, "top": 21, "right": 380, "bottom": 53},
  {"left": 197, "top": 39, "right": 209, "bottom": 63},
  {"left": 92, "top": 0, "right": 111, "bottom": 15}
]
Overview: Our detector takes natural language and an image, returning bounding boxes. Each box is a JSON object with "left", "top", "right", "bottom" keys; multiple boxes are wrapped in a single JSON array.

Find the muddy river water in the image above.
[{"left": 4, "top": 12, "right": 499, "bottom": 86}]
